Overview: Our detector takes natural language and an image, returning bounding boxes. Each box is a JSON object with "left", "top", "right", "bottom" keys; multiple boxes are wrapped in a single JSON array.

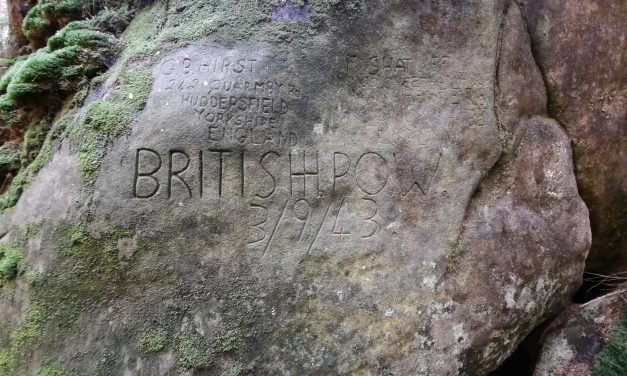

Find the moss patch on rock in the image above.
[
  {"left": 0, "top": 145, "right": 19, "bottom": 177},
  {"left": 0, "top": 223, "right": 42, "bottom": 287},
  {"left": 32, "top": 224, "right": 131, "bottom": 328},
  {"left": 0, "top": 304, "right": 43, "bottom": 376},
  {"left": 34, "top": 364, "right": 75, "bottom": 376},
  {"left": 137, "top": 329, "right": 168, "bottom": 353},
  {"left": 592, "top": 308, "right": 627, "bottom": 376},
  {"left": 0, "top": 20, "right": 116, "bottom": 126},
  {"left": 69, "top": 66, "right": 153, "bottom": 184},
  {"left": 0, "top": 103, "right": 81, "bottom": 212},
  {"left": 0, "top": 244, "right": 23, "bottom": 281}
]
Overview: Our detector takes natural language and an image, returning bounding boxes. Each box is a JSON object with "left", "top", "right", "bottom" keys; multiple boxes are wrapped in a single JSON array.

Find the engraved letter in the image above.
[
  {"left": 168, "top": 150, "right": 192, "bottom": 199},
  {"left": 290, "top": 152, "right": 319, "bottom": 198},
  {"left": 134, "top": 148, "right": 161, "bottom": 199},
  {"left": 208, "top": 149, "right": 232, "bottom": 197},
  {"left": 355, "top": 152, "right": 388, "bottom": 195},
  {"left": 333, "top": 152, "right": 351, "bottom": 192},
  {"left": 257, "top": 151, "right": 279, "bottom": 199}
]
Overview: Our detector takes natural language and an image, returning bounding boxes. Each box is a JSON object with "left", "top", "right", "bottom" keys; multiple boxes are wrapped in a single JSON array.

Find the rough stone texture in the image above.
[
  {"left": 533, "top": 285, "right": 627, "bottom": 376},
  {"left": 519, "top": 0, "right": 627, "bottom": 274},
  {"left": 0, "top": 1, "right": 592, "bottom": 375},
  {"left": 3, "top": 0, "right": 36, "bottom": 57}
]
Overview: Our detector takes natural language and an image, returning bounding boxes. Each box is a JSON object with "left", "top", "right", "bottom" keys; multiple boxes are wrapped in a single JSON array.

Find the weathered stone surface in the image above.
[
  {"left": 519, "top": 0, "right": 627, "bottom": 274},
  {"left": 534, "top": 285, "right": 627, "bottom": 376},
  {"left": 3, "top": 0, "right": 36, "bottom": 57},
  {"left": 0, "top": 1, "right": 592, "bottom": 375}
]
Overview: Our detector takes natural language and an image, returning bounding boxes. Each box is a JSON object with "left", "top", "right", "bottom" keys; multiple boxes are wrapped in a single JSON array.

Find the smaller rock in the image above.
[{"left": 534, "top": 284, "right": 627, "bottom": 376}]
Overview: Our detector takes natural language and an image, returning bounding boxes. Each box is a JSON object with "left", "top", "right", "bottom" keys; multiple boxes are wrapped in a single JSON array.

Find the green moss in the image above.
[
  {"left": 22, "top": 1, "right": 147, "bottom": 47},
  {"left": 71, "top": 78, "right": 147, "bottom": 183},
  {"left": 82, "top": 100, "right": 132, "bottom": 136},
  {"left": 0, "top": 244, "right": 23, "bottom": 280},
  {"left": 592, "top": 308, "right": 627, "bottom": 376},
  {"left": 47, "top": 21, "right": 113, "bottom": 51},
  {"left": 0, "top": 351, "right": 15, "bottom": 376},
  {"left": 23, "top": 268, "right": 43, "bottom": 285},
  {"left": 156, "top": 16, "right": 220, "bottom": 45},
  {"left": 9, "top": 304, "right": 43, "bottom": 348},
  {"left": 20, "top": 121, "right": 52, "bottom": 166},
  {"left": 0, "top": 224, "right": 43, "bottom": 286},
  {"left": 22, "top": 1, "right": 86, "bottom": 43},
  {"left": 119, "top": 69, "right": 153, "bottom": 110},
  {"left": 177, "top": 335, "right": 212, "bottom": 370},
  {"left": 35, "top": 364, "right": 73, "bottom": 376},
  {"left": 0, "top": 107, "right": 76, "bottom": 212},
  {"left": 0, "top": 27, "right": 114, "bottom": 125},
  {"left": 31, "top": 225, "right": 130, "bottom": 328},
  {"left": 75, "top": 134, "right": 100, "bottom": 184},
  {"left": 446, "top": 240, "right": 465, "bottom": 272},
  {"left": 138, "top": 329, "right": 168, "bottom": 353},
  {"left": 0, "top": 58, "right": 27, "bottom": 95},
  {"left": 0, "top": 304, "right": 44, "bottom": 375},
  {"left": 226, "top": 365, "right": 244, "bottom": 376},
  {"left": 24, "top": 223, "right": 41, "bottom": 238},
  {"left": 64, "top": 225, "right": 118, "bottom": 276},
  {"left": 0, "top": 147, "right": 19, "bottom": 171},
  {"left": 116, "top": 3, "right": 163, "bottom": 63}
]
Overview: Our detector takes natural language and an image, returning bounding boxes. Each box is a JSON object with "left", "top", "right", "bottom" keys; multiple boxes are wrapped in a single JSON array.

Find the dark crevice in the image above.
[
  {"left": 492, "top": 0, "right": 512, "bottom": 139},
  {"left": 489, "top": 320, "right": 551, "bottom": 376},
  {"left": 574, "top": 272, "right": 627, "bottom": 304}
]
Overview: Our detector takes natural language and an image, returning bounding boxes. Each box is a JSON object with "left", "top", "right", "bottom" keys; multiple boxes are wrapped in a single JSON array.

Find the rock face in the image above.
[
  {"left": 4, "top": 0, "right": 36, "bottom": 57},
  {"left": 534, "top": 285, "right": 627, "bottom": 376},
  {"left": 520, "top": 0, "right": 627, "bottom": 274},
  {"left": 0, "top": 1, "right": 591, "bottom": 375}
]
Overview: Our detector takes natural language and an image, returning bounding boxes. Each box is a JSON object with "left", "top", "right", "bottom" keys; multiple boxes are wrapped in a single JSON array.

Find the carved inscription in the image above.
[
  {"left": 157, "top": 53, "right": 302, "bottom": 146},
  {"left": 132, "top": 147, "right": 443, "bottom": 254},
  {"left": 133, "top": 149, "right": 442, "bottom": 201},
  {"left": 129, "top": 46, "right": 461, "bottom": 256}
]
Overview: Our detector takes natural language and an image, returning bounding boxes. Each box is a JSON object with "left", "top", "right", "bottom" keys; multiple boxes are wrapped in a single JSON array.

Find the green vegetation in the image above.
[
  {"left": 0, "top": 223, "right": 44, "bottom": 285},
  {"left": 31, "top": 225, "right": 131, "bottom": 327},
  {"left": 22, "top": 1, "right": 84, "bottom": 45},
  {"left": 82, "top": 100, "right": 131, "bottom": 136},
  {"left": 0, "top": 111, "right": 71, "bottom": 211},
  {"left": 19, "top": 121, "right": 51, "bottom": 165},
  {"left": 0, "top": 304, "right": 43, "bottom": 376},
  {"left": 0, "top": 1, "right": 148, "bottom": 210},
  {"left": 119, "top": 69, "right": 153, "bottom": 110},
  {"left": 69, "top": 97, "right": 134, "bottom": 184},
  {"left": 35, "top": 364, "right": 73, "bottom": 376},
  {"left": 0, "top": 244, "right": 23, "bottom": 280},
  {"left": 0, "top": 20, "right": 115, "bottom": 125},
  {"left": 0, "top": 146, "right": 19, "bottom": 172},
  {"left": 592, "top": 308, "right": 627, "bottom": 376},
  {"left": 137, "top": 329, "right": 168, "bottom": 353},
  {"left": 177, "top": 335, "right": 212, "bottom": 370}
]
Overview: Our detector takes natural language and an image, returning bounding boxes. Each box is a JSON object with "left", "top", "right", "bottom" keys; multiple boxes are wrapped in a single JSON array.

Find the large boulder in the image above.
[
  {"left": 519, "top": 0, "right": 627, "bottom": 274},
  {"left": 0, "top": 1, "right": 590, "bottom": 375}
]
